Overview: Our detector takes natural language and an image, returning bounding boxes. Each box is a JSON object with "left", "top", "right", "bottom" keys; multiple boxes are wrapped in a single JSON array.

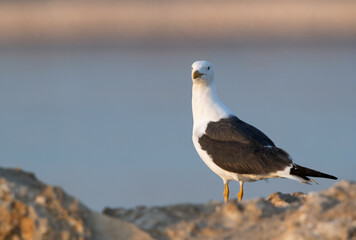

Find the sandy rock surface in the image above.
[
  {"left": 1, "top": 167, "right": 355, "bottom": 240},
  {"left": 0, "top": 168, "right": 152, "bottom": 240},
  {"left": 104, "top": 181, "right": 356, "bottom": 240}
]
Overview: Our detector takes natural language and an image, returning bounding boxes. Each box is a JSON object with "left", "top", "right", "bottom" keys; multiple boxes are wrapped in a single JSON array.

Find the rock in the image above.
[
  {"left": 103, "top": 202, "right": 218, "bottom": 239},
  {"left": 0, "top": 168, "right": 153, "bottom": 240},
  {"left": 266, "top": 192, "right": 304, "bottom": 207},
  {"left": 89, "top": 211, "right": 152, "bottom": 240},
  {"left": 105, "top": 180, "right": 356, "bottom": 240},
  {"left": 1, "top": 167, "right": 355, "bottom": 240}
]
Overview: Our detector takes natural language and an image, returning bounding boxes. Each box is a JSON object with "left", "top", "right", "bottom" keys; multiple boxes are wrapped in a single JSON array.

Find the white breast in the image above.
[{"left": 192, "top": 82, "right": 238, "bottom": 182}]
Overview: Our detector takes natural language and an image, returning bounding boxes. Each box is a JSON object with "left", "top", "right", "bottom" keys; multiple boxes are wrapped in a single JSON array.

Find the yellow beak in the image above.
[{"left": 193, "top": 70, "right": 204, "bottom": 79}]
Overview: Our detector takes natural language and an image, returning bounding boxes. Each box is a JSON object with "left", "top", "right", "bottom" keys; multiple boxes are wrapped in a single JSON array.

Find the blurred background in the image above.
[{"left": 1, "top": 0, "right": 355, "bottom": 211}]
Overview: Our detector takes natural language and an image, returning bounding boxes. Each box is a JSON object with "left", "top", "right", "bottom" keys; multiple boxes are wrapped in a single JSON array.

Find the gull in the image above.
[{"left": 191, "top": 60, "right": 337, "bottom": 202}]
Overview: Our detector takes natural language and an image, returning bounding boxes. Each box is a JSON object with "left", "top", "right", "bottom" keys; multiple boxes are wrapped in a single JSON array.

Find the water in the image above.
[{"left": 1, "top": 45, "right": 355, "bottom": 210}]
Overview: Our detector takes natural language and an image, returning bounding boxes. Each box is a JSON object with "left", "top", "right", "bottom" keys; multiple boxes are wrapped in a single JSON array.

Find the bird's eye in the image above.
[{"left": 207, "top": 67, "right": 210, "bottom": 70}]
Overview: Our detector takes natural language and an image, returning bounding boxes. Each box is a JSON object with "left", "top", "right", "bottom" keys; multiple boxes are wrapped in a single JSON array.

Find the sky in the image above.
[{"left": 0, "top": 45, "right": 355, "bottom": 210}]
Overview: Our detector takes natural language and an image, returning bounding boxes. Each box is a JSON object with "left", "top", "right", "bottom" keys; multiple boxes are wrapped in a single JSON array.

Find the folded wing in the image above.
[{"left": 199, "top": 115, "right": 293, "bottom": 175}]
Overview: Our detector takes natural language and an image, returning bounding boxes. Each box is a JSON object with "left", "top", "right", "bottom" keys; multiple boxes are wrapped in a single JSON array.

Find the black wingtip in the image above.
[
  {"left": 330, "top": 175, "right": 338, "bottom": 180},
  {"left": 290, "top": 164, "right": 337, "bottom": 181}
]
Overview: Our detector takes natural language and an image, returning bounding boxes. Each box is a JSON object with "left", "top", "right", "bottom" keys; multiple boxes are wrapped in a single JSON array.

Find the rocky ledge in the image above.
[
  {"left": 0, "top": 167, "right": 355, "bottom": 240},
  {"left": 0, "top": 168, "right": 152, "bottom": 240},
  {"left": 104, "top": 181, "right": 356, "bottom": 240}
]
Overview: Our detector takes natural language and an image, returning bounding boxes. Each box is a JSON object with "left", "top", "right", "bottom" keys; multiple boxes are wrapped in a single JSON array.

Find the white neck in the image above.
[{"left": 192, "top": 81, "right": 233, "bottom": 135}]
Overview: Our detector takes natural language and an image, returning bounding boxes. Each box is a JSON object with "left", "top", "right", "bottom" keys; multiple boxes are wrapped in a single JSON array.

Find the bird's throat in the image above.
[{"left": 192, "top": 83, "right": 232, "bottom": 128}]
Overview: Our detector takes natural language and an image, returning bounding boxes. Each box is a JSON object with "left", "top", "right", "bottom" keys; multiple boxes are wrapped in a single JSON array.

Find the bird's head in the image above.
[{"left": 191, "top": 60, "right": 214, "bottom": 85}]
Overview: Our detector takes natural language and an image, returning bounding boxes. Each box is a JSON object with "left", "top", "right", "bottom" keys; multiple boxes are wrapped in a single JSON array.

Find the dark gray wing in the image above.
[
  {"left": 199, "top": 116, "right": 292, "bottom": 174},
  {"left": 204, "top": 115, "right": 275, "bottom": 147}
]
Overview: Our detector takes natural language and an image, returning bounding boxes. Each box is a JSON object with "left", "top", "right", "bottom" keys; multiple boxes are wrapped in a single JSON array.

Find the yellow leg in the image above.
[
  {"left": 237, "top": 182, "right": 244, "bottom": 202},
  {"left": 223, "top": 183, "right": 230, "bottom": 203}
]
